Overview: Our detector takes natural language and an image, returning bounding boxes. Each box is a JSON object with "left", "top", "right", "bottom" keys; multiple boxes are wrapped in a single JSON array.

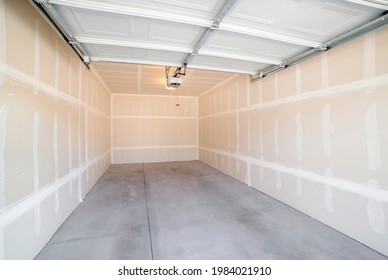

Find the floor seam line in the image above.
[{"left": 143, "top": 163, "right": 154, "bottom": 260}]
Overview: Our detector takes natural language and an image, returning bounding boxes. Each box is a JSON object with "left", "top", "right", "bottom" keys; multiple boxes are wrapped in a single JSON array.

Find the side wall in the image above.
[
  {"left": 0, "top": 0, "right": 111, "bottom": 259},
  {"left": 112, "top": 94, "right": 197, "bottom": 163},
  {"left": 199, "top": 26, "right": 388, "bottom": 256}
]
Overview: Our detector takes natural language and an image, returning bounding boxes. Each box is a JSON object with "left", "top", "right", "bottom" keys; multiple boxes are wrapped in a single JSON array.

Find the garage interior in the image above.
[{"left": 0, "top": 0, "right": 388, "bottom": 259}]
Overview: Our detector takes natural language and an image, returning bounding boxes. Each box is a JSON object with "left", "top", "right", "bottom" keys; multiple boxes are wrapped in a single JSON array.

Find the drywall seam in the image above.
[
  {"left": 33, "top": 112, "right": 40, "bottom": 236},
  {"left": 0, "top": 0, "right": 5, "bottom": 86},
  {"left": 33, "top": 20, "right": 40, "bottom": 95},
  {"left": 0, "top": 106, "right": 6, "bottom": 208},
  {"left": 112, "top": 115, "right": 196, "bottom": 119},
  {"left": 198, "top": 146, "right": 388, "bottom": 203},
  {"left": 113, "top": 145, "right": 197, "bottom": 151},
  {"left": 112, "top": 93, "right": 197, "bottom": 99},
  {"left": 198, "top": 73, "right": 388, "bottom": 120},
  {"left": 365, "top": 103, "right": 380, "bottom": 170},
  {"left": 296, "top": 112, "right": 302, "bottom": 161},
  {"left": 364, "top": 31, "right": 376, "bottom": 94},
  {"left": 322, "top": 103, "right": 334, "bottom": 157},
  {"left": 0, "top": 150, "right": 110, "bottom": 228},
  {"left": 0, "top": 64, "right": 110, "bottom": 119}
]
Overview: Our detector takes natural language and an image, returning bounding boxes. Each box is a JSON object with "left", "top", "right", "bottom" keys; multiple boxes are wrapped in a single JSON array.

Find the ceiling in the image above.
[{"left": 33, "top": 0, "right": 388, "bottom": 96}]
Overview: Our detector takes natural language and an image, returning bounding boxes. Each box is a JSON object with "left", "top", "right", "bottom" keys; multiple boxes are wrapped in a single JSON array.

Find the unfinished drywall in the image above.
[
  {"left": 112, "top": 93, "right": 197, "bottom": 163},
  {"left": 199, "top": 26, "right": 388, "bottom": 256},
  {"left": 0, "top": 0, "right": 111, "bottom": 259}
]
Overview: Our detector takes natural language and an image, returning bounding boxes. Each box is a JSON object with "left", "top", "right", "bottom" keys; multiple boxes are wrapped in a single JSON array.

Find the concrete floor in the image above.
[{"left": 36, "top": 161, "right": 387, "bottom": 260}]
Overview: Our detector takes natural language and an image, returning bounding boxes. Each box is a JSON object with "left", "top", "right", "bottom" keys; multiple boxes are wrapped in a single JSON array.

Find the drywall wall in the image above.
[
  {"left": 0, "top": 0, "right": 111, "bottom": 259},
  {"left": 199, "top": 26, "right": 388, "bottom": 256},
  {"left": 112, "top": 93, "right": 197, "bottom": 163}
]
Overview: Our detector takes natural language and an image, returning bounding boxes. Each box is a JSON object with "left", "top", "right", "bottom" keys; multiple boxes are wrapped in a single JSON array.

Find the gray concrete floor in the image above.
[{"left": 35, "top": 161, "right": 387, "bottom": 260}]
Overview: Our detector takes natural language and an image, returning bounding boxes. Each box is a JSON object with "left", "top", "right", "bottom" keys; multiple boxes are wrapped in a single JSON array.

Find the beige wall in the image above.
[
  {"left": 0, "top": 0, "right": 111, "bottom": 259},
  {"left": 199, "top": 26, "right": 388, "bottom": 256},
  {"left": 112, "top": 94, "right": 197, "bottom": 163}
]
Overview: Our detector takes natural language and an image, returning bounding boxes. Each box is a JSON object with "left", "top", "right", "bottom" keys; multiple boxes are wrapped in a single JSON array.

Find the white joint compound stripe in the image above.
[
  {"left": 0, "top": 106, "right": 7, "bottom": 208},
  {"left": 322, "top": 103, "right": 334, "bottom": 157},
  {"left": 112, "top": 115, "right": 196, "bottom": 120},
  {"left": 0, "top": 0, "right": 5, "bottom": 86},
  {"left": 0, "top": 150, "right": 110, "bottom": 228},
  {"left": 365, "top": 103, "right": 380, "bottom": 170},
  {"left": 364, "top": 32, "right": 376, "bottom": 94},
  {"left": 296, "top": 112, "right": 302, "bottom": 161},
  {"left": 324, "top": 168, "right": 334, "bottom": 213},
  {"left": 199, "top": 73, "right": 388, "bottom": 120},
  {"left": 367, "top": 179, "right": 386, "bottom": 234},
  {"left": 0, "top": 64, "right": 110, "bottom": 119},
  {"left": 113, "top": 145, "right": 197, "bottom": 151},
  {"left": 33, "top": 20, "right": 40, "bottom": 95},
  {"left": 198, "top": 146, "right": 388, "bottom": 203}
]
